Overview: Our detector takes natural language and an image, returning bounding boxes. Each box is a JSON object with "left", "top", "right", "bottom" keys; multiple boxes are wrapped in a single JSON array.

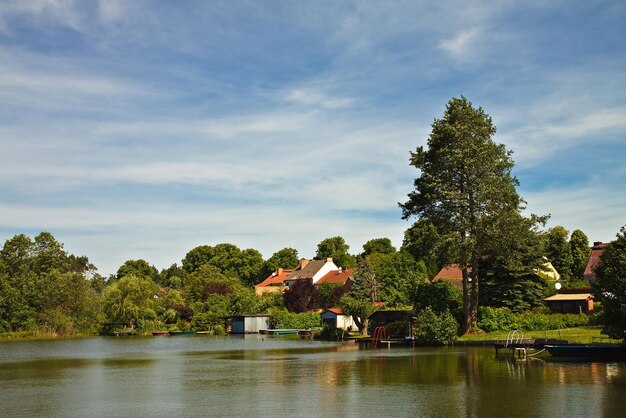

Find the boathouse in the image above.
[
  {"left": 321, "top": 308, "right": 356, "bottom": 331},
  {"left": 544, "top": 293, "right": 594, "bottom": 314},
  {"left": 231, "top": 315, "right": 271, "bottom": 334}
]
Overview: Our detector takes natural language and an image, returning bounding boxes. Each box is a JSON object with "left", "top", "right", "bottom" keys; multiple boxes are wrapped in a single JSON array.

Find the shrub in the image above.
[
  {"left": 318, "top": 324, "right": 343, "bottom": 340},
  {"left": 269, "top": 308, "right": 320, "bottom": 329},
  {"left": 477, "top": 307, "right": 590, "bottom": 332},
  {"left": 413, "top": 308, "right": 458, "bottom": 345},
  {"left": 477, "top": 307, "right": 515, "bottom": 333}
]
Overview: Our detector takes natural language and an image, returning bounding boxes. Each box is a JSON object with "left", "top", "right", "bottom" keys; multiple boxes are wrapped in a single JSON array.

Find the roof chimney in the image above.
[
  {"left": 299, "top": 258, "right": 309, "bottom": 269},
  {"left": 277, "top": 268, "right": 283, "bottom": 275},
  {"left": 326, "top": 257, "right": 333, "bottom": 263}
]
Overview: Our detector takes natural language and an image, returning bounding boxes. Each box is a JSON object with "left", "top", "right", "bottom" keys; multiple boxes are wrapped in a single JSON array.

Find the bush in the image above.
[
  {"left": 318, "top": 324, "right": 343, "bottom": 340},
  {"left": 269, "top": 308, "right": 320, "bottom": 329},
  {"left": 477, "top": 307, "right": 515, "bottom": 333},
  {"left": 413, "top": 308, "right": 458, "bottom": 345},
  {"left": 477, "top": 307, "right": 590, "bottom": 332}
]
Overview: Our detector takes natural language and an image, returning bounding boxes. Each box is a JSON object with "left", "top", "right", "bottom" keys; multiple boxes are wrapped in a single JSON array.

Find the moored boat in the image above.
[
  {"left": 168, "top": 330, "right": 197, "bottom": 336},
  {"left": 152, "top": 331, "right": 169, "bottom": 336},
  {"left": 545, "top": 344, "right": 626, "bottom": 361}
]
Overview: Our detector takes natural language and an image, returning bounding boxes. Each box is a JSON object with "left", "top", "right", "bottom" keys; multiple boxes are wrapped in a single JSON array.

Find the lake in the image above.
[{"left": 0, "top": 335, "right": 624, "bottom": 417}]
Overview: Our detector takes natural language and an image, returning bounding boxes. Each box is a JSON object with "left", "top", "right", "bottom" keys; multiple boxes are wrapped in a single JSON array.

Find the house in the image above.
[
  {"left": 231, "top": 315, "right": 271, "bottom": 334},
  {"left": 254, "top": 268, "right": 294, "bottom": 295},
  {"left": 368, "top": 310, "right": 415, "bottom": 338},
  {"left": 321, "top": 308, "right": 356, "bottom": 331},
  {"left": 544, "top": 293, "right": 594, "bottom": 314},
  {"left": 255, "top": 258, "right": 351, "bottom": 295},
  {"left": 432, "top": 264, "right": 464, "bottom": 290},
  {"left": 283, "top": 258, "right": 339, "bottom": 287},
  {"left": 584, "top": 242, "right": 608, "bottom": 282}
]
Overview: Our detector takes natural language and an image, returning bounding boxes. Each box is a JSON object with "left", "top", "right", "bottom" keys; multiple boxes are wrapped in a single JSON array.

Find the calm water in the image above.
[{"left": 0, "top": 336, "right": 624, "bottom": 417}]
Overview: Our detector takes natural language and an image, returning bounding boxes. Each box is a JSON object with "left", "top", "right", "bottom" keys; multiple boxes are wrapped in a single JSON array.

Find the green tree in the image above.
[
  {"left": 479, "top": 213, "right": 548, "bottom": 312},
  {"left": 570, "top": 229, "right": 591, "bottom": 281},
  {"left": 361, "top": 238, "right": 396, "bottom": 258},
  {"left": 411, "top": 281, "right": 463, "bottom": 324},
  {"left": 367, "top": 252, "right": 425, "bottom": 306},
  {"left": 401, "top": 218, "right": 457, "bottom": 279},
  {"left": 413, "top": 308, "right": 458, "bottom": 345},
  {"left": 116, "top": 259, "right": 158, "bottom": 281},
  {"left": 182, "top": 243, "right": 264, "bottom": 286},
  {"left": 262, "top": 247, "right": 299, "bottom": 278},
  {"left": 338, "top": 259, "right": 382, "bottom": 336},
  {"left": 400, "top": 96, "right": 526, "bottom": 334},
  {"left": 102, "top": 275, "right": 158, "bottom": 329},
  {"left": 593, "top": 226, "right": 626, "bottom": 340},
  {"left": 544, "top": 226, "right": 573, "bottom": 281},
  {"left": 338, "top": 295, "right": 375, "bottom": 336},
  {"left": 315, "top": 236, "right": 356, "bottom": 268}
]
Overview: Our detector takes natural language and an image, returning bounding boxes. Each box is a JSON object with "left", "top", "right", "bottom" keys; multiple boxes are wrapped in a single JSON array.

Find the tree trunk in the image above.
[{"left": 360, "top": 318, "right": 369, "bottom": 336}]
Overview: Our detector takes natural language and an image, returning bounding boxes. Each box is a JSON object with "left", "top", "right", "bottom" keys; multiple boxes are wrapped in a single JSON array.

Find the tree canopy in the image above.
[
  {"left": 570, "top": 229, "right": 591, "bottom": 281},
  {"left": 315, "top": 236, "right": 356, "bottom": 268},
  {"left": 400, "top": 96, "right": 526, "bottom": 333},
  {"left": 593, "top": 225, "right": 626, "bottom": 340},
  {"left": 544, "top": 226, "right": 573, "bottom": 281}
]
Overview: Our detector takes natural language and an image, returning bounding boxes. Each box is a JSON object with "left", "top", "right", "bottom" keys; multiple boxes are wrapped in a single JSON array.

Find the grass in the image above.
[{"left": 457, "top": 325, "right": 619, "bottom": 344}]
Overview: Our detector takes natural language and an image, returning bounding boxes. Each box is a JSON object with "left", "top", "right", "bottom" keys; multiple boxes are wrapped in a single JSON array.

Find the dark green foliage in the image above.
[
  {"left": 411, "top": 281, "right": 463, "bottom": 323},
  {"left": 318, "top": 282, "right": 350, "bottom": 309},
  {"left": 400, "top": 97, "right": 525, "bottom": 333},
  {"left": 413, "top": 308, "right": 458, "bottom": 345},
  {"left": 477, "top": 307, "right": 515, "bottom": 332},
  {"left": 116, "top": 259, "right": 158, "bottom": 281},
  {"left": 479, "top": 213, "right": 548, "bottom": 312},
  {"left": 570, "top": 229, "right": 590, "bottom": 280},
  {"left": 593, "top": 226, "right": 626, "bottom": 340},
  {"left": 401, "top": 219, "right": 455, "bottom": 278},
  {"left": 283, "top": 279, "right": 319, "bottom": 313},
  {"left": 318, "top": 324, "right": 344, "bottom": 340},
  {"left": 544, "top": 226, "right": 573, "bottom": 281},
  {"left": 361, "top": 238, "right": 396, "bottom": 257},
  {"left": 181, "top": 243, "right": 264, "bottom": 286},
  {"left": 315, "top": 236, "right": 356, "bottom": 268},
  {"left": 262, "top": 248, "right": 299, "bottom": 279},
  {"left": 268, "top": 308, "right": 320, "bottom": 329},
  {"left": 157, "top": 263, "right": 187, "bottom": 288}
]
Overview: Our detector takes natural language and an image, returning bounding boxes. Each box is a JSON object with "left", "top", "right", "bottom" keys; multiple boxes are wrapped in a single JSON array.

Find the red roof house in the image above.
[{"left": 432, "top": 264, "right": 465, "bottom": 290}]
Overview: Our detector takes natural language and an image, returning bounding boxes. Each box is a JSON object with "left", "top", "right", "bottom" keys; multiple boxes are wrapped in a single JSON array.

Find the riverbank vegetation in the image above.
[{"left": 1, "top": 97, "right": 624, "bottom": 342}]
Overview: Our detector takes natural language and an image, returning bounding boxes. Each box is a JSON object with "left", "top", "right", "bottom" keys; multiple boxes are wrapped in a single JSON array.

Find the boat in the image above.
[
  {"left": 152, "top": 331, "right": 169, "bottom": 336},
  {"left": 168, "top": 330, "right": 197, "bottom": 336},
  {"left": 263, "top": 329, "right": 299, "bottom": 335},
  {"left": 544, "top": 344, "right": 626, "bottom": 361}
]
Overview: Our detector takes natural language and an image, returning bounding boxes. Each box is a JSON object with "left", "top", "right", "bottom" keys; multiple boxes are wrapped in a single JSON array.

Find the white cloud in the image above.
[
  {"left": 438, "top": 28, "right": 482, "bottom": 59},
  {"left": 284, "top": 88, "right": 353, "bottom": 109}
]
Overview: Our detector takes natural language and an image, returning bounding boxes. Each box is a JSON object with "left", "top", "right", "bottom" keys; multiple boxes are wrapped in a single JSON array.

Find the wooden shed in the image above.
[
  {"left": 231, "top": 315, "right": 271, "bottom": 334},
  {"left": 544, "top": 293, "right": 594, "bottom": 314},
  {"left": 368, "top": 310, "right": 415, "bottom": 338}
]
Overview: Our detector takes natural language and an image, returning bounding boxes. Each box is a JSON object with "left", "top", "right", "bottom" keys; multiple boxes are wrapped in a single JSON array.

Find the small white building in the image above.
[
  {"left": 321, "top": 308, "right": 356, "bottom": 331},
  {"left": 231, "top": 315, "right": 271, "bottom": 334}
]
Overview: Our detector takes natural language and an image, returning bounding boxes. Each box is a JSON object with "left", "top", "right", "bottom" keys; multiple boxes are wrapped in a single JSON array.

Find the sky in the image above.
[{"left": 0, "top": 0, "right": 625, "bottom": 276}]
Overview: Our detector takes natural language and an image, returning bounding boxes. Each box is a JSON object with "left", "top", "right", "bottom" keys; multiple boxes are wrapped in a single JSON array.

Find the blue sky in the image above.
[{"left": 1, "top": 0, "right": 625, "bottom": 276}]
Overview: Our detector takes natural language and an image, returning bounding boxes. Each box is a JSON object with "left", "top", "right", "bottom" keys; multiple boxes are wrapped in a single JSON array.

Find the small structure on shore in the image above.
[
  {"left": 321, "top": 308, "right": 356, "bottom": 331},
  {"left": 368, "top": 310, "right": 415, "bottom": 339},
  {"left": 231, "top": 315, "right": 271, "bottom": 334},
  {"left": 544, "top": 292, "right": 594, "bottom": 314}
]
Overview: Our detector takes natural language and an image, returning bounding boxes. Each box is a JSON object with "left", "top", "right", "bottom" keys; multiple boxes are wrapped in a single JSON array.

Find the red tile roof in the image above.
[
  {"left": 316, "top": 269, "right": 353, "bottom": 285},
  {"left": 326, "top": 308, "right": 343, "bottom": 315},
  {"left": 584, "top": 242, "right": 608, "bottom": 280},
  {"left": 432, "top": 264, "right": 465, "bottom": 290},
  {"left": 255, "top": 269, "right": 294, "bottom": 287},
  {"left": 433, "top": 264, "right": 464, "bottom": 280}
]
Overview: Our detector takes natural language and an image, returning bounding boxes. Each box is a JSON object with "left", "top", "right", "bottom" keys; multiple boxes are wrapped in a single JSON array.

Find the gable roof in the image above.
[
  {"left": 286, "top": 259, "right": 331, "bottom": 281},
  {"left": 255, "top": 269, "right": 294, "bottom": 287},
  {"left": 432, "top": 264, "right": 464, "bottom": 290},
  {"left": 316, "top": 269, "right": 353, "bottom": 285},
  {"left": 584, "top": 242, "right": 608, "bottom": 280},
  {"left": 324, "top": 308, "right": 343, "bottom": 315},
  {"left": 433, "top": 264, "right": 464, "bottom": 280},
  {"left": 545, "top": 293, "right": 593, "bottom": 301}
]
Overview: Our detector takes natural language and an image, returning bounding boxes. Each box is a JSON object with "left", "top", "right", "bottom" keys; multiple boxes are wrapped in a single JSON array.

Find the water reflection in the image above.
[{"left": 0, "top": 336, "right": 624, "bottom": 417}]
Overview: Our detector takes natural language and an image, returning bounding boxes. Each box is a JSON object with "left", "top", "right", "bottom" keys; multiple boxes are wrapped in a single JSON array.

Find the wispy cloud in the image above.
[{"left": 438, "top": 28, "right": 482, "bottom": 60}]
